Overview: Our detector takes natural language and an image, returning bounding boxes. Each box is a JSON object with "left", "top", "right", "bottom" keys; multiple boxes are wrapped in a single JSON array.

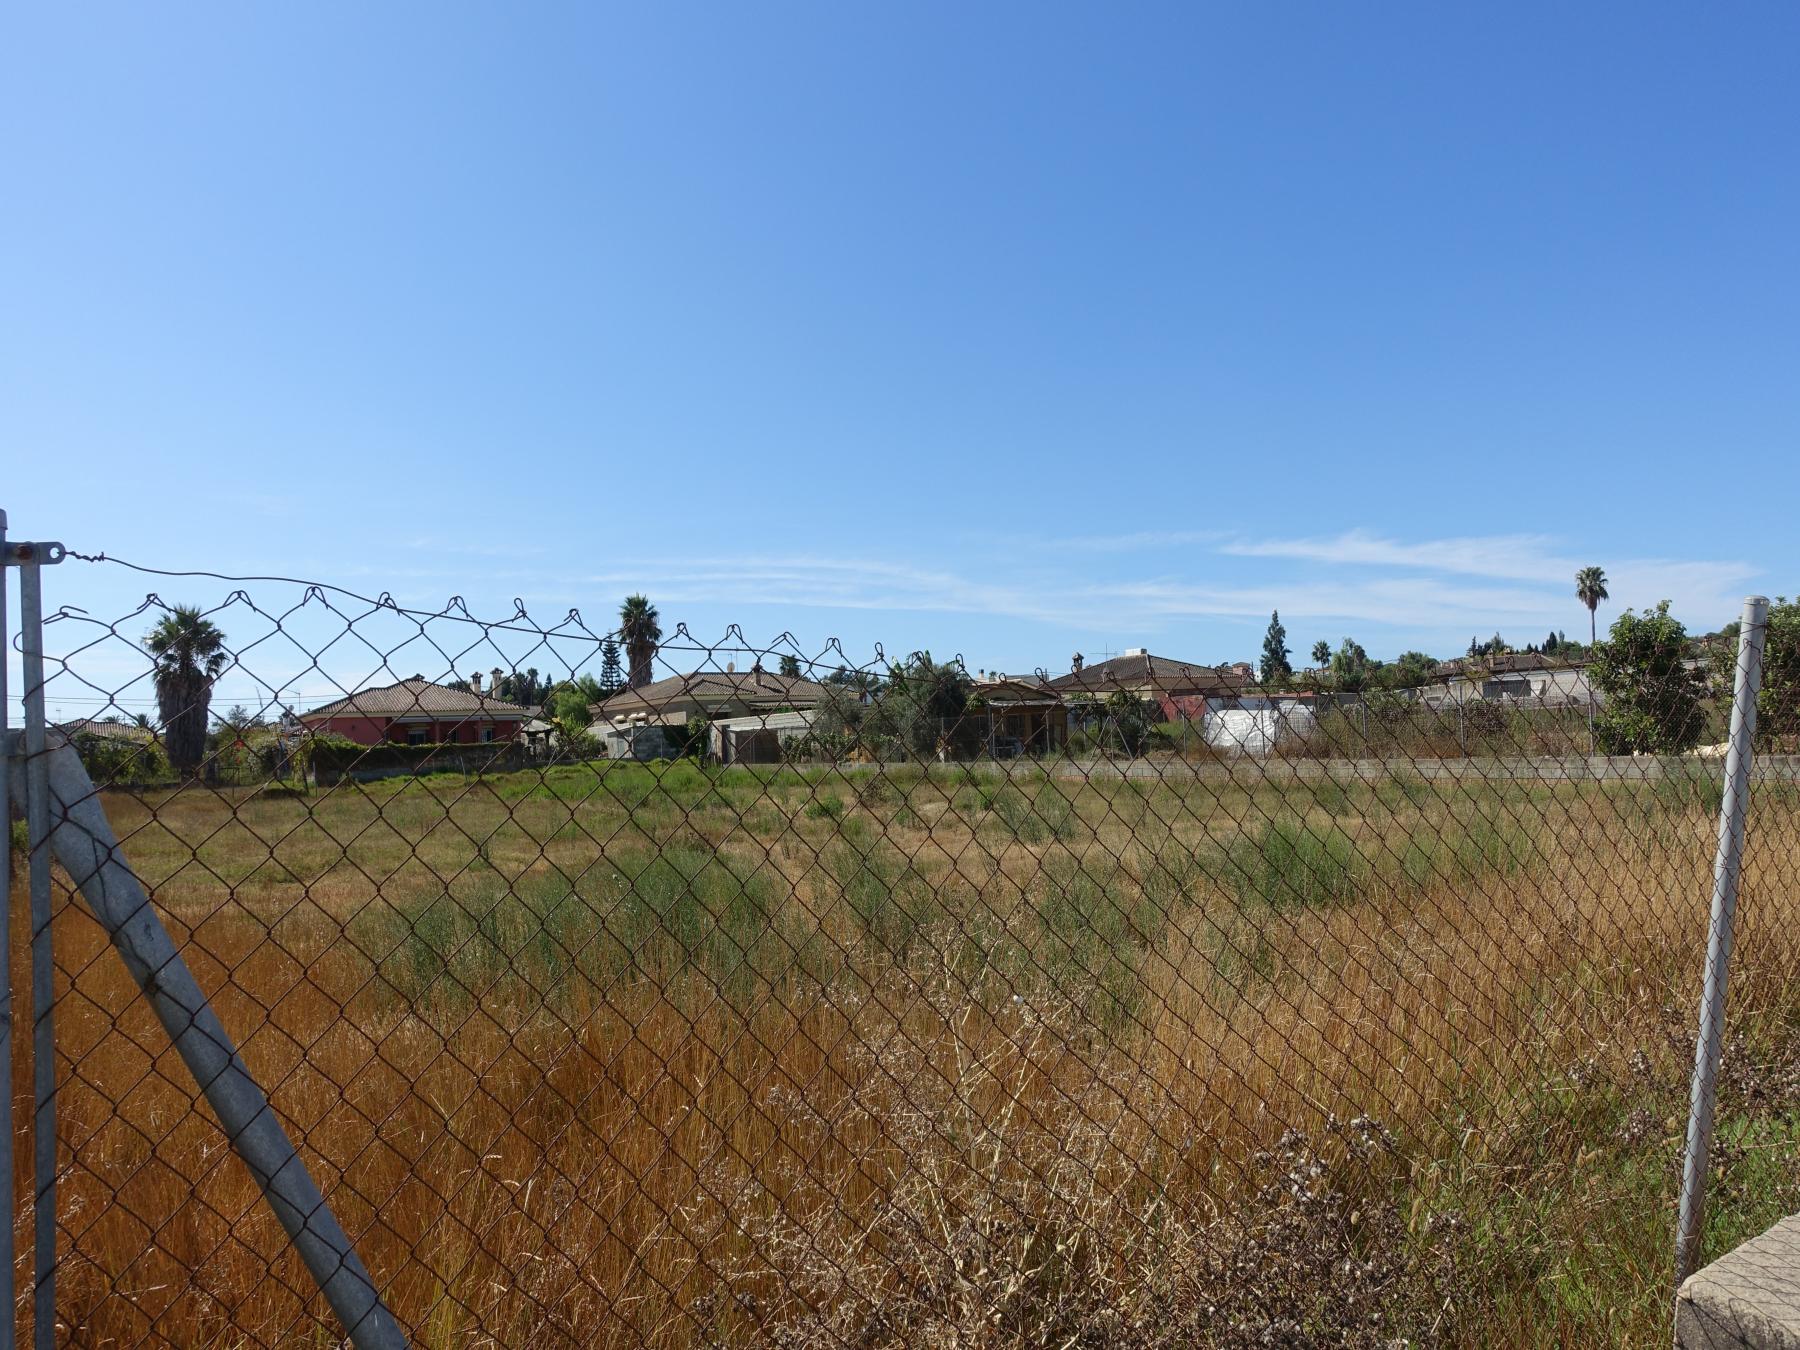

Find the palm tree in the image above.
[
  {"left": 1310, "top": 640, "right": 1331, "bottom": 668},
  {"left": 145, "top": 607, "right": 228, "bottom": 777},
  {"left": 1574, "top": 566, "right": 1609, "bottom": 749},
  {"left": 1575, "top": 566, "right": 1610, "bottom": 647},
  {"left": 620, "top": 595, "right": 661, "bottom": 689}
]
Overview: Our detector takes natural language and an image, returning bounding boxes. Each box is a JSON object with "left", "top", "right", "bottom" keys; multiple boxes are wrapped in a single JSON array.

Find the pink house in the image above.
[{"left": 299, "top": 676, "right": 532, "bottom": 746}]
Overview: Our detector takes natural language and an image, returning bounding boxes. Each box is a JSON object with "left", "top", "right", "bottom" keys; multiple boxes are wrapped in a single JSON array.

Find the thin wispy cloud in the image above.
[
  {"left": 577, "top": 556, "right": 1085, "bottom": 625},
  {"left": 1086, "top": 575, "right": 1588, "bottom": 629},
  {"left": 1220, "top": 529, "right": 1568, "bottom": 582},
  {"left": 1219, "top": 528, "right": 1758, "bottom": 596},
  {"left": 308, "top": 529, "right": 1760, "bottom": 652}
]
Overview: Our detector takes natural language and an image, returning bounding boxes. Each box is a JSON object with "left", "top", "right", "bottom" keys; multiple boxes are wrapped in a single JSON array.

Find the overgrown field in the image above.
[{"left": 20, "top": 759, "right": 1800, "bottom": 1346}]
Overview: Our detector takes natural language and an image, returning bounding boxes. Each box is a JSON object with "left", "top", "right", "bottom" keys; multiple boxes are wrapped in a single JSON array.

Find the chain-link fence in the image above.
[{"left": 6, "top": 532, "right": 1800, "bottom": 1347}]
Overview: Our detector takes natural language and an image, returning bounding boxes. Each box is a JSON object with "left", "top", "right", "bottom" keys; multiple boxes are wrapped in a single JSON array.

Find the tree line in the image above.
[
  {"left": 127, "top": 592, "right": 670, "bottom": 777},
  {"left": 118, "top": 564, "right": 1794, "bottom": 779},
  {"left": 1255, "top": 568, "right": 1613, "bottom": 693}
]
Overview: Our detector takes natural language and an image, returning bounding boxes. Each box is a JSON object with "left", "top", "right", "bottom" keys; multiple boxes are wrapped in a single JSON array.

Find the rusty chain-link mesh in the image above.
[{"left": 11, "top": 554, "right": 1800, "bottom": 1347}]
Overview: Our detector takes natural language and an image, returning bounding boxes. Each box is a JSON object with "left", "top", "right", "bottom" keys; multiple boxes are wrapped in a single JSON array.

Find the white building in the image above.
[
  {"left": 1202, "top": 695, "right": 1317, "bottom": 755},
  {"left": 1416, "top": 656, "right": 1597, "bottom": 709}
]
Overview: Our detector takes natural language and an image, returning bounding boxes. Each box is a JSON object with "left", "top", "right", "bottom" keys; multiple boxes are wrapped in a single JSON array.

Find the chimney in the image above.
[
  {"left": 468, "top": 671, "right": 483, "bottom": 694},
  {"left": 1071, "top": 652, "right": 1084, "bottom": 673},
  {"left": 491, "top": 666, "right": 503, "bottom": 697}
]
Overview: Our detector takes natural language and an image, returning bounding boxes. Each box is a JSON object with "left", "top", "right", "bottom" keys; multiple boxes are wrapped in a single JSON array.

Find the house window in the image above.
[
  {"left": 482, "top": 727, "right": 495, "bottom": 742},
  {"left": 407, "top": 728, "right": 429, "bottom": 746}
]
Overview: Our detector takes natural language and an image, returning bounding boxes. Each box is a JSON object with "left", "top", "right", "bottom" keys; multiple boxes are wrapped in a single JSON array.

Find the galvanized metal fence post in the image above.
[
  {"left": 3, "top": 529, "right": 404, "bottom": 1346},
  {"left": 1674, "top": 594, "right": 1770, "bottom": 1288},
  {"left": 0, "top": 510, "right": 12, "bottom": 1350},
  {"left": 0, "top": 734, "right": 408, "bottom": 1349},
  {"left": 14, "top": 542, "right": 56, "bottom": 1350}
]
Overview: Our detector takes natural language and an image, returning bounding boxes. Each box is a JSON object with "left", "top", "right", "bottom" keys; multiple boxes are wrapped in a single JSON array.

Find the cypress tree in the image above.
[{"left": 1259, "top": 611, "right": 1293, "bottom": 686}]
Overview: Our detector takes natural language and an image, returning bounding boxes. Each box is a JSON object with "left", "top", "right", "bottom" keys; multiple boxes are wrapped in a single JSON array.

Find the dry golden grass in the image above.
[{"left": 15, "top": 763, "right": 1800, "bottom": 1347}]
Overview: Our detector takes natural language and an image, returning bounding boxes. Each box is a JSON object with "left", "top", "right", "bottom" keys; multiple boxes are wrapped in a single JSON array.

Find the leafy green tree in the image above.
[
  {"left": 828, "top": 665, "right": 881, "bottom": 696},
  {"left": 1103, "top": 690, "right": 1158, "bottom": 756},
  {"left": 1310, "top": 640, "right": 1331, "bottom": 668},
  {"left": 658, "top": 712, "right": 710, "bottom": 760},
  {"left": 549, "top": 683, "right": 595, "bottom": 730},
  {"left": 501, "top": 667, "right": 546, "bottom": 706},
  {"left": 145, "top": 606, "right": 228, "bottom": 777},
  {"left": 1259, "top": 611, "right": 1293, "bottom": 687},
  {"left": 778, "top": 654, "right": 802, "bottom": 678},
  {"left": 70, "top": 729, "right": 168, "bottom": 788},
  {"left": 1330, "top": 637, "right": 1372, "bottom": 692},
  {"left": 865, "top": 652, "right": 975, "bottom": 760},
  {"left": 1576, "top": 566, "right": 1610, "bottom": 648},
  {"left": 1590, "top": 601, "right": 1705, "bottom": 754},
  {"left": 806, "top": 681, "right": 868, "bottom": 758},
  {"left": 1714, "top": 599, "right": 1800, "bottom": 747},
  {"left": 1760, "top": 602, "right": 1800, "bottom": 745},
  {"left": 1387, "top": 651, "right": 1438, "bottom": 689},
  {"left": 620, "top": 595, "right": 661, "bottom": 689}
]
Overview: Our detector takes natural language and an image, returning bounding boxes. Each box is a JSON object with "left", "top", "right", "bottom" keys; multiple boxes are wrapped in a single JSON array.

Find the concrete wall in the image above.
[
  {"left": 709, "top": 710, "right": 814, "bottom": 764},
  {"left": 1415, "top": 667, "right": 1596, "bottom": 708},
  {"left": 601, "top": 724, "right": 672, "bottom": 761},
  {"left": 1677, "top": 1214, "right": 1800, "bottom": 1348}
]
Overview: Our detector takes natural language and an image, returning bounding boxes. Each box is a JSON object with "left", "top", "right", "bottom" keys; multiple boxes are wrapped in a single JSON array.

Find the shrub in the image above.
[
  {"left": 307, "top": 736, "right": 526, "bottom": 780},
  {"left": 1590, "top": 602, "right": 1706, "bottom": 755},
  {"left": 1102, "top": 692, "right": 1158, "bottom": 756},
  {"left": 1228, "top": 816, "right": 1363, "bottom": 912},
  {"left": 70, "top": 730, "right": 170, "bottom": 787},
  {"left": 863, "top": 653, "right": 978, "bottom": 760},
  {"left": 804, "top": 793, "right": 845, "bottom": 820},
  {"left": 1724, "top": 598, "right": 1800, "bottom": 748}
]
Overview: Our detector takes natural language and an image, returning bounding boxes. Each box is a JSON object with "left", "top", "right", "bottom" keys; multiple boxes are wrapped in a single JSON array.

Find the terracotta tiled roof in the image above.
[
  {"left": 300, "top": 678, "right": 532, "bottom": 722},
  {"left": 972, "top": 677, "right": 1063, "bottom": 705},
  {"left": 597, "top": 669, "right": 837, "bottom": 717},
  {"left": 57, "top": 717, "right": 156, "bottom": 743},
  {"left": 1047, "top": 653, "right": 1241, "bottom": 697}
]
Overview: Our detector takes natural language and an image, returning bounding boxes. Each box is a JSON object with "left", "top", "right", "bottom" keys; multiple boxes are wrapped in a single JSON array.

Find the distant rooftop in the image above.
[
  {"left": 1047, "top": 651, "right": 1246, "bottom": 697},
  {"left": 300, "top": 677, "right": 533, "bottom": 722},
  {"left": 596, "top": 668, "right": 838, "bottom": 716}
]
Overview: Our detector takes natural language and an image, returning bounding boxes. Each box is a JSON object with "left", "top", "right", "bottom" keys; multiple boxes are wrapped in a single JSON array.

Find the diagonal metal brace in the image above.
[{"left": 2, "top": 730, "right": 407, "bottom": 1349}]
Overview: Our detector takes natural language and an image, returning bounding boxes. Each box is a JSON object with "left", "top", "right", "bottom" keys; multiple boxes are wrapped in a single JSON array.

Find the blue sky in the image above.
[{"left": 5, "top": 4, "right": 1797, "bottom": 712}]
